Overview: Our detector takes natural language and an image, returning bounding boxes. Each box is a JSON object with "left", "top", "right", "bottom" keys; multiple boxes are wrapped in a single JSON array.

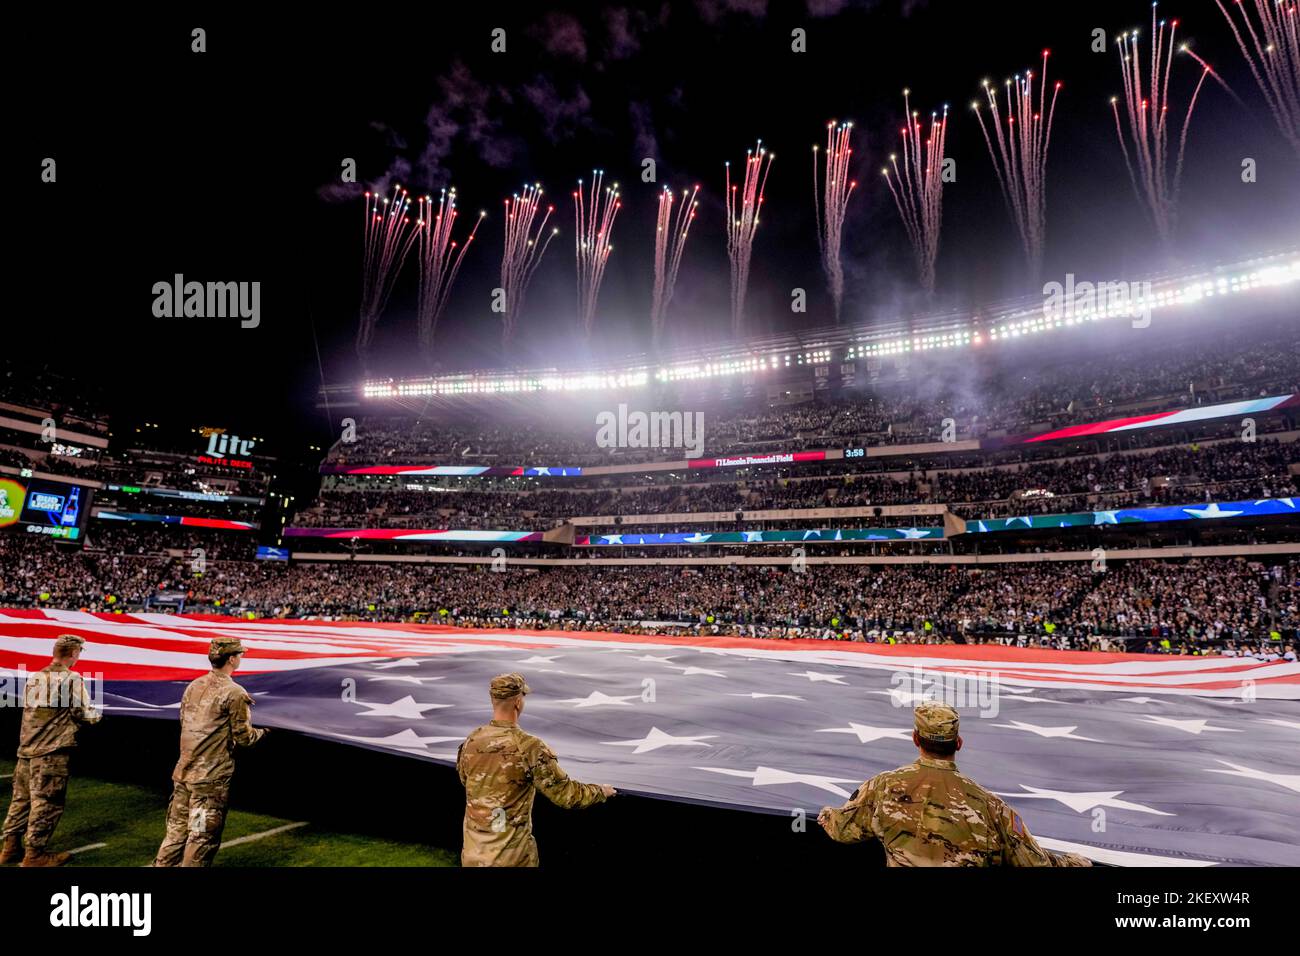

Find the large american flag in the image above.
[{"left": 1, "top": 609, "right": 1297, "bottom": 867}]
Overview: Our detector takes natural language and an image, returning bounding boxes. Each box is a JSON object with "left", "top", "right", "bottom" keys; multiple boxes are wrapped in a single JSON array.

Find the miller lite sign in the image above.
[{"left": 198, "top": 428, "right": 256, "bottom": 470}]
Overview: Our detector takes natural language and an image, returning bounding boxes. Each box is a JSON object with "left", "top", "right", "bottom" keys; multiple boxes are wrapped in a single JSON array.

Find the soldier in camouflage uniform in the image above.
[
  {"left": 457, "top": 673, "right": 615, "bottom": 866},
  {"left": 818, "top": 702, "right": 1092, "bottom": 867},
  {"left": 1, "top": 634, "right": 101, "bottom": 867},
  {"left": 153, "top": 636, "right": 267, "bottom": 867}
]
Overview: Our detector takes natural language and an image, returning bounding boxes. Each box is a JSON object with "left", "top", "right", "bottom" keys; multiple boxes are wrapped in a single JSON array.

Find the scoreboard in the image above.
[{"left": 0, "top": 477, "right": 94, "bottom": 541}]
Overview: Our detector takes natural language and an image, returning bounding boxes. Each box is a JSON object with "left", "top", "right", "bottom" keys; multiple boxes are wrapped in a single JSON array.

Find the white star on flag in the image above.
[
  {"left": 553, "top": 691, "right": 640, "bottom": 708},
  {"left": 727, "top": 693, "right": 805, "bottom": 701},
  {"left": 1116, "top": 696, "right": 1165, "bottom": 705},
  {"left": 695, "top": 765, "right": 860, "bottom": 798},
  {"left": 992, "top": 720, "right": 1102, "bottom": 742},
  {"left": 633, "top": 655, "right": 678, "bottom": 663},
  {"left": 1205, "top": 760, "right": 1300, "bottom": 794},
  {"left": 327, "top": 728, "right": 463, "bottom": 753},
  {"left": 352, "top": 695, "right": 452, "bottom": 719},
  {"left": 1258, "top": 718, "right": 1300, "bottom": 731},
  {"left": 816, "top": 722, "right": 912, "bottom": 744},
  {"left": 367, "top": 675, "right": 446, "bottom": 685},
  {"left": 664, "top": 665, "right": 727, "bottom": 677},
  {"left": 788, "top": 671, "right": 848, "bottom": 684},
  {"left": 871, "top": 687, "right": 930, "bottom": 706},
  {"left": 370, "top": 658, "right": 436, "bottom": 670},
  {"left": 994, "top": 785, "right": 1173, "bottom": 815},
  {"left": 1140, "top": 715, "right": 1241, "bottom": 735},
  {"left": 601, "top": 727, "right": 717, "bottom": 754},
  {"left": 516, "top": 655, "right": 561, "bottom": 664}
]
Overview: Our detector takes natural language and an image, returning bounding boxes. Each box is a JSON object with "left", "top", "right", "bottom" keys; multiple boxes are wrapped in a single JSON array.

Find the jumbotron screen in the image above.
[{"left": 0, "top": 477, "right": 94, "bottom": 541}]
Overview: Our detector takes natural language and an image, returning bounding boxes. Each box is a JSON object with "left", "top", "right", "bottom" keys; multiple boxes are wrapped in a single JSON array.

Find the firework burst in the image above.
[
  {"left": 357, "top": 185, "right": 418, "bottom": 362},
  {"left": 1110, "top": 6, "right": 1213, "bottom": 244},
  {"left": 414, "top": 188, "right": 484, "bottom": 362},
  {"left": 812, "top": 121, "right": 857, "bottom": 322},
  {"left": 972, "top": 52, "right": 1062, "bottom": 282},
  {"left": 573, "top": 170, "right": 623, "bottom": 339},
  {"left": 1215, "top": 0, "right": 1300, "bottom": 156},
  {"left": 650, "top": 184, "right": 701, "bottom": 346},
  {"left": 500, "top": 184, "right": 558, "bottom": 351},
  {"left": 725, "top": 140, "right": 775, "bottom": 336},
  {"left": 882, "top": 91, "right": 949, "bottom": 295}
]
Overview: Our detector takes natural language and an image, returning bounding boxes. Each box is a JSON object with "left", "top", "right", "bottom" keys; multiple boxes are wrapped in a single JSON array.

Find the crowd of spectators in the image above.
[{"left": 3, "top": 530, "right": 1294, "bottom": 654}]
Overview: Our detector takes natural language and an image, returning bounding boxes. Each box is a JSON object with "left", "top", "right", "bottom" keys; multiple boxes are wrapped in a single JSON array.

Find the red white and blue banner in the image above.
[
  {"left": 95, "top": 511, "right": 257, "bottom": 531},
  {"left": 282, "top": 527, "right": 545, "bottom": 542},
  {"left": 1, "top": 610, "right": 1297, "bottom": 866},
  {"left": 1022, "top": 394, "right": 1300, "bottom": 445}
]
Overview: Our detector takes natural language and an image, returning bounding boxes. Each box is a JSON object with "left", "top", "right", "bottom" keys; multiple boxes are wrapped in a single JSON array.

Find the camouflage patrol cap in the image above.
[
  {"left": 208, "top": 637, "right": 247, "bottom": 656},
  {"left": 490, "top": 672, "right": 531, "bottom": 700},
  {"left": 53, "top": 634, "right": 85, "bottom": 652},
  {"left": 914, "top": 701, "right": 959, "bottom": 743}
]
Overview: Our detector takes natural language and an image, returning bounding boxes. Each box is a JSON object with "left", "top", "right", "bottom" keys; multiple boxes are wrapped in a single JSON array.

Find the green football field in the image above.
[{"left": 0, "top": 756, "right": 457, "bottom": 867}]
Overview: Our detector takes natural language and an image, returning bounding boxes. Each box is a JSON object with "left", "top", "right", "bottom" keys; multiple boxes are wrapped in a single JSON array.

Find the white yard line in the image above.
[{"left": 220, "top": 821, "right": 308, "bottom": 849}]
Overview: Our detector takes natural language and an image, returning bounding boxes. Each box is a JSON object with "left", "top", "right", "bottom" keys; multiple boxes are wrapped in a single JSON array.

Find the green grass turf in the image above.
[{"left": 0, "top": 756, "right": 457, "bottom": 867}]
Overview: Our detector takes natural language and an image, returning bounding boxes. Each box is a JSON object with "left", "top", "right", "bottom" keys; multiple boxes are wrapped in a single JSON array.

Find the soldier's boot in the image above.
[
  {"left": 0, "top": 836, "right": 22, "bottom": 865},
  {"left": 20, "top": 848, "right": 71, "bottom": 867}
]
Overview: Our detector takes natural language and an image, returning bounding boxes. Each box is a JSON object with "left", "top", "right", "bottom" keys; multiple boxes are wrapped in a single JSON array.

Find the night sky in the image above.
[{"left": 15, "top": 2, "right": 1300, "bottom": 452}]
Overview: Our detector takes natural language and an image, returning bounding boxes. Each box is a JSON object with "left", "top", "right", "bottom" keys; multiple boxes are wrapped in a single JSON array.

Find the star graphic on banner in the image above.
[
  {"left": 601, "top": 727, "right": 717, "bottom": 754},
  {"left": 695, "top": 765, "right": 860, "bottom": 798},
  {"left": 370, "top": 658, "right": 436, "bottom": 670},
  {"left": 727, "top": 692, "right": 805, "bottom": 701},
  {"left": 554, "top": 691, "right": 640, "bottom": 708},
  {"left": 533, "top": 467, "right": 551, "bottom": 476},
  {"left": 743, "top": 531, "right": 764, "bottom": 542},
  {"left": 633, "top": 655, "right": 678, "bottom": 663},
  {"left": 516, "top": 655, "right": 561, "bottom": 664},
  {"left": 992, "top": 720, "right": 1102, "bottom": 742},
  {"left": 352, "top": 696, "right": 452, "bottom": 719},
  {"left": 1182, "top": 503, "right": 1244, "bottom": 519},
  {"left": 664, "top": 664, "right": 727, "bottom": 677},
  {"left": 328, "top": 728, "right": 463, "bottom": 753},
  {"left": 993, "top": 786, "right": 1173, "bottom": 815},
  {"left": 816, "top": 722, "right": 912, "bottom": 744},
  {"left": 788, "top": 670, "right": 848, "bottom": 684},
  {"left": 1093, "top": 511, "right": 1120, "bottom": 525},
  {"left": 1140, "top": 715, "right": 1241, "bottom": 735},
  {"left": 1258, "top": 718, "right": 1300, "bottom": 731},
  {"left": 897, "top": 527, "right": 931, "bottom": 539},
  {"left": 602, "top": 534, "right": 623, "bottom": 545},
  {"left": 684, "top": 533, "right": 712, "bottom": 543},
  {"left": 1205, "top": 760, "right": 1300, "bottom": 794},
  {"left": 802, "top": 530, "right": 822, "bottom": 540},
  {"left": 367, "top": 675, "right": 446, "bottom": 685}
]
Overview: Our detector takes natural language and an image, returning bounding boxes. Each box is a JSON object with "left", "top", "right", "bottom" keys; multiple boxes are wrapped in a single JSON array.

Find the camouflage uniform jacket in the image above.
[
  {"left": 823, "top": 755, "right": 1069, "bottom": 866},
  {"left": 457, "top": 719, "right": 607, "bottom": 867},
  {"left": 171, "top": 670, "right": 265, "bottom": 784},
  {"left": 17, "top": 663, "right": 102, "bottom": 758}
]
